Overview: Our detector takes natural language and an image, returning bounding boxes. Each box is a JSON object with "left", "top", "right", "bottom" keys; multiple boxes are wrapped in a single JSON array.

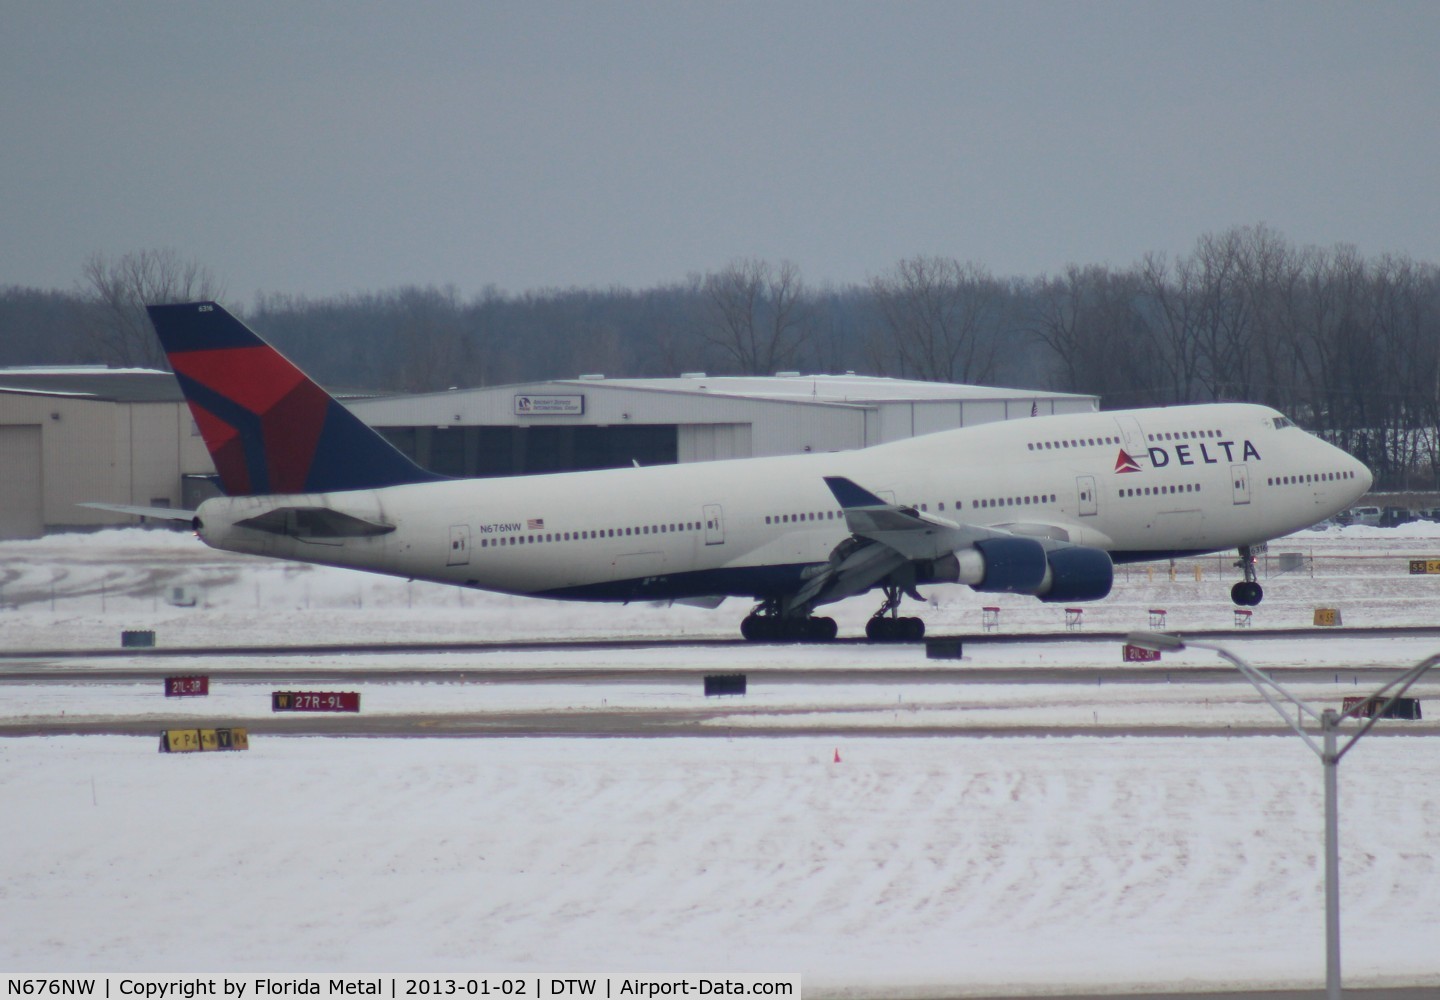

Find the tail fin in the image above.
[{"left": 147, "top": 301, "right": 444, "bottom": 495}]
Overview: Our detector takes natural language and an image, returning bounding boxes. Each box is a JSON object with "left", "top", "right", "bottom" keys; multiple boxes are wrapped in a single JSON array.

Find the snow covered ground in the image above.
[
  {"left": 4, "top": 521, "right": 1440, "bottom": 648},
  {"left": 3, "top": 526, "right": 1440, "bottom": 994}
]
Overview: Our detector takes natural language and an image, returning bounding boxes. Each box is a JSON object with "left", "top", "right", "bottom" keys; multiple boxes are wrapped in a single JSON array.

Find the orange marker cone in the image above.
[{"left": 833, "top": 748, "right": 842, "bottom": 763}]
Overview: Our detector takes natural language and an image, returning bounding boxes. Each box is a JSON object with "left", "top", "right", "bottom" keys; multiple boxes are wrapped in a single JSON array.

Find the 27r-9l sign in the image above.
[{"left": 272, "top": 691, "right": 361, "bottom": 712}]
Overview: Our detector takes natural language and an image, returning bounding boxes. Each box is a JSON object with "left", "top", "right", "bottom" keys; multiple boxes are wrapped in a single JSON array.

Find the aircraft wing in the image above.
[
  {"left": 822, "top": 476, "right": 1009, "bottom": 559},
  {"left": 782, "top": 477, "right": 979, "bottom": 611},
  {"left": 787, "top": 476, "right": 1091, "bottom": 613}
]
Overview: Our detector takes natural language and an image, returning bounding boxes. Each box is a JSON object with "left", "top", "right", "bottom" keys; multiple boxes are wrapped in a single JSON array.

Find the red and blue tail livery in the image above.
[{"left": 147, "top": 302, "right": 442, "bottom": 495}]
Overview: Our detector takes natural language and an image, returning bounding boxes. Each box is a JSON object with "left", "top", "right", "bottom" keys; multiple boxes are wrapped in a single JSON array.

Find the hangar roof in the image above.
[
  {"left": 558, "top": 373, "right": 1085, "bottom": 404},
  {"left": 0, "top": 367, "right": 185, "bottom": 404},
  {"left": 375, "top": 373, "right": 1093, "bottom": 407},
  {"left": 0, "top": 367, "right": 1095, "bottom": 411}
]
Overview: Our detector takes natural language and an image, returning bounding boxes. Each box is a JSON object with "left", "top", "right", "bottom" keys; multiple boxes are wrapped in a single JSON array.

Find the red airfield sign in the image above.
[
  {"left": 272, "top": 691, "right": 361, "bottom": 712},
  {"left": 164, "top": 676, "right": 210, "bottom": 697}
]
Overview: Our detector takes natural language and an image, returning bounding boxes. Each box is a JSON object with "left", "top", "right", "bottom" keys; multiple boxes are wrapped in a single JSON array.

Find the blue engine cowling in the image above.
[
  {"left": 1037, "top": 545, "right": 1114, "bottom": 602},
  {"left": 971, "top": 537, "right": 1049, "bottom": 593},
  {"left": 956, "top": 538, "right": 1113, "bottom": 602}
]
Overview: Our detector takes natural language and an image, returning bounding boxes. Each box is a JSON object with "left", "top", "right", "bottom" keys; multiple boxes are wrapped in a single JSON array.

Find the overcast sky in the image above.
[{"left": 4, "top": 1, "right": 1437, "bottom": 302}]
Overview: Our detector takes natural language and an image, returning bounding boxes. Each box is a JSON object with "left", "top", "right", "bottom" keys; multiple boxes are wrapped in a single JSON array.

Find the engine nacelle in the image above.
[
  {"left": 925, "top": 539, "right": 1113, "bottom": 602},
  {"left": 1035, "top": 545, "right": 1113, "bottom": 602},
  {"left": 924, "top": 537, "right": 1048, "bottom": 593}
]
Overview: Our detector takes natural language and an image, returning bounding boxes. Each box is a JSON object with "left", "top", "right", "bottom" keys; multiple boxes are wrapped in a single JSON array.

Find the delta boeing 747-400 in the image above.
[{"left": 90, "top": 302, "right": 1371, "bottom": 642}]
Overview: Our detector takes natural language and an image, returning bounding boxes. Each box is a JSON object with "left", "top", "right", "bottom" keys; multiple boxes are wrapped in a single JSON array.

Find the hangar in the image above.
[
  {"left": 349, "top": 374, "right": 1098, "bottom": 478},
  {"left": 0, "top": 368, "right": 213, "bottom": 540},
  {"left": 0, "top": 366, "right": 1095, "bottom": 539}
]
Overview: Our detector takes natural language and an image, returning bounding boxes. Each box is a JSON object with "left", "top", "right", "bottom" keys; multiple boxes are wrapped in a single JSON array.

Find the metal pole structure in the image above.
[
  {"left": 1125, "top": 632, "right": 1440, "bottom": 1000},
  {"left": 1323, "top": 710, "right": 1341, "bottom": 1000}
]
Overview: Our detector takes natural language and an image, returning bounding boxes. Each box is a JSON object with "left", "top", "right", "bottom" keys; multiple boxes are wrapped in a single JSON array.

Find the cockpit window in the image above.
[{"left": 1273, "top": 416, "right": 1294, "bottom": 429}]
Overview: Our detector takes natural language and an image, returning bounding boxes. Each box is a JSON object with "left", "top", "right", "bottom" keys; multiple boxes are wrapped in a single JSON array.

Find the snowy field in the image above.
[
  {"left": 4, "top": 526, "right": 1440, "bottom": 994},
  {"left": 4, "top": 522, "right": 1440, "bottom": 648}
]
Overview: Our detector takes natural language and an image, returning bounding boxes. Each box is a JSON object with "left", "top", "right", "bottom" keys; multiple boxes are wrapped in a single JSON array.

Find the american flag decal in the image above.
[{"left": 527, "top": 518, "right": 545, "bottom": 530}]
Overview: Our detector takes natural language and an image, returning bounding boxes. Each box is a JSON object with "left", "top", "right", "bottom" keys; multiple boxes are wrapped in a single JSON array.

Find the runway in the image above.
[
  {"left": 4, "top": 631, "right": 1437, "bottom": 740},
  {"left": 4, "top": 623, "right": 1440, "bottom": 661},
  {"left": 6, "top": 711, "right": 1439, "bottom": 740},
  {"left": 0, "top": 662, "right": 1426, "bottom": 686}
]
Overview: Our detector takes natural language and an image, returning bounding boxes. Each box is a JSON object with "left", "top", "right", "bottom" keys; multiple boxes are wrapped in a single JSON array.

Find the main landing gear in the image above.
[
  {"left": 1231, "top": 544, "right": 1265, "bottom": 607},
  {"left": 865, "top": 582, "right": 925, "bottom": 642},
  {"left": 738, "top": 579, "right": 930, "bottom": 643},
  {"left": 740, "top": 600, "right": 837, "bottom": 643}
]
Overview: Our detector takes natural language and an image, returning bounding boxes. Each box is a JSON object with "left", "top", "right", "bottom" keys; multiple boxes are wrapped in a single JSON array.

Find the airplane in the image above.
[{"left": 98, "top": 301, "right": 1373, "bottom": 642}]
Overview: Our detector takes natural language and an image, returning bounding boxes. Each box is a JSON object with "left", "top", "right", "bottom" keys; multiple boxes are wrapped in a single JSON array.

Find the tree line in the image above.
[{"left": 2, "top": 228, "right": 1437, "bottom": 488}]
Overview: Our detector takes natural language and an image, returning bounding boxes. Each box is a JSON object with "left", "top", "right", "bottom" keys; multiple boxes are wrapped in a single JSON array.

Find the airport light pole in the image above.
[{"left": 1126, "top": 631, "right": 1440, "bottom": 1000}]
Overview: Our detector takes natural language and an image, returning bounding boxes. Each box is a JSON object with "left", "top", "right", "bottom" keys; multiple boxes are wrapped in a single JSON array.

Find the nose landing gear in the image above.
[{"left": 1231, "top": 544, "right": 1264, "bottom": 606}]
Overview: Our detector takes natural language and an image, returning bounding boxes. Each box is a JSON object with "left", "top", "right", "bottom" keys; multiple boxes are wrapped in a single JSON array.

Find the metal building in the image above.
[
  {"left": 0, "top": 368, "right": 213, "bottom": 539},
  {"left": 349, "top": 374, "right": 1098, "bottom": 478}
]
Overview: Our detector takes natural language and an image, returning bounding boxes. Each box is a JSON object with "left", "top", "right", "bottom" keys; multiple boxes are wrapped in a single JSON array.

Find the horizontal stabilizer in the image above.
[
  {"left": 78, "top": 502, "right": 196, "bottom": 522},
  {"left": 235, "top": 507, "right": 396, "bottom": 539}
]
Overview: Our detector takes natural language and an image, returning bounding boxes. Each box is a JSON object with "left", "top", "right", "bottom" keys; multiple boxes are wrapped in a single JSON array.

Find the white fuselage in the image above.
[{"left": 193, "top": 402, "right": 1371, "bottom": 605}]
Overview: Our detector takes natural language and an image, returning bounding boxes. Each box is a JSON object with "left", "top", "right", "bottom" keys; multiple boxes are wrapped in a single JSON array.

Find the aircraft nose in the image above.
[
  {"left": 1354, "top": 457, "right": 1374, "bottom": 494},
  {"left": 1333, "top": 442, "right": 1374, "bottom": 496}
]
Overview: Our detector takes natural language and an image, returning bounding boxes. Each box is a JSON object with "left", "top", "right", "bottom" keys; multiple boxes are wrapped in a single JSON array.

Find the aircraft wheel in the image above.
[
  {"left": 740, "top": 614, "right": 769, "bottom": 641},
  {"left": 808, "top": 616, "right": 838, "bottom": 642},
  {"left": 867, "top": 617, "right": 921, "bottom": 642},
  {"left": 1230, "top": 581, "right": 1264, "bottom": 607},
  {"left": 780, "top": 617, "right": 812, "bottom": 642}
]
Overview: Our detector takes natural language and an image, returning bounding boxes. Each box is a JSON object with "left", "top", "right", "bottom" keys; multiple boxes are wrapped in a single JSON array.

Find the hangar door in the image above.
[{"left": 0, "top": 425, "right": 43, "bottom": 539}]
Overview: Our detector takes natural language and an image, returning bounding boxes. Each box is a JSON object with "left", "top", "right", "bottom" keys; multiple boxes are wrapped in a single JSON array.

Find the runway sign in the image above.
[
  {"left": 925, "top": 638, "right": 964, "bottom": 659},
  {"left": 164, "top": 675, "right": 209, "bottom": 697},
  {"left": 1343, "top": 696, "right": 1422, "bottom": 721},
  {"left": 1409, "top": 559, "right": 1440, "bottom": 574},
  {"left": 1313, "top": 608, "right": 1342, "bottom": 626},
  {"left": 703, "top": 674, "right": 746, "bottom": 697},
  {"left": 1123, "top": 644, "right": 1161, "bottom": 662},
  {"left": 272, "top": 691, "right": 361, "bottom": 712},
  {"left": 159, "top": 728, "right": 249, "bottom": 753}
]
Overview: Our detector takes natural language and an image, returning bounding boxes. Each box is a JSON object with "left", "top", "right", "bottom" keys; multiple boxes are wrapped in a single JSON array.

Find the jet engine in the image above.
[{"left": 920, "top": 538, "right": 1113, "bottom": 602}]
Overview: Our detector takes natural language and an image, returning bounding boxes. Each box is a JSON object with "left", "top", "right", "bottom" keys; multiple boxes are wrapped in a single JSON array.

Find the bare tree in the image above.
[
  {"left": 80, "top": 249, "right": 224, "bottom": 369},
  {"left": 393, "top": 285, "right": 469, "bottom": 392},
  {"left": 1189, "top": 226, "right": 1274, "bottom": 401},
  {"left": 1138, "top": 252, "right": 1204, "bottom": 404},
  {"left": 699, "top": 258, "right": 809, "bottom": 375},
  {"left": 869, "top": 257, "right": 1003, "bottom": 383},
  {"left": 1026, "top": 263, "right": 1161, "bottom": 404}
]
